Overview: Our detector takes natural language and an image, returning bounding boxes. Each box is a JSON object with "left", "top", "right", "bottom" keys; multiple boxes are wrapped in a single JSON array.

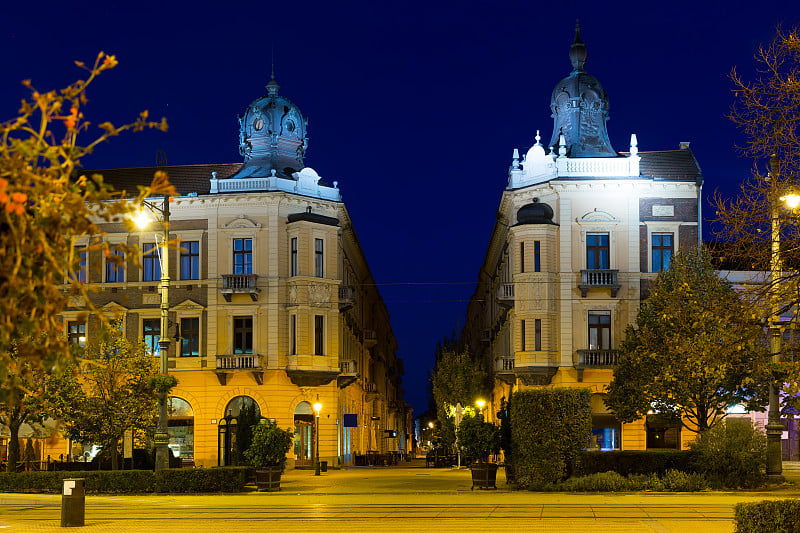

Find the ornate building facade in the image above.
[
  {"left": 462, "top": 26, "right": 703, "bottom": 450},
  {"left": 57, "top": 75, "right": 408, "bottom": 467}
]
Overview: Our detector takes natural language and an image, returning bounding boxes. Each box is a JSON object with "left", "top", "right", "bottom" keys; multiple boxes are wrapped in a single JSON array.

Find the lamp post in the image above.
[
  {"left": 313, "top": 396, "right": 322, "bottom": 476},
  {"left": 767, "top": 154, "right": 797, "bottom": 478},
  {"left": 134, "top": 196, "right": 171, "bottom": 472}
]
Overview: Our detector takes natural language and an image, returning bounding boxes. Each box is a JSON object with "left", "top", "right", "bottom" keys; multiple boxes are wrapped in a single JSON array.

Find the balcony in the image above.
[
  {"left": 338, "top": 285, "right": 356, "bottom": 311},
  {"left": 364, "top": 329, "right": 377, "bottom": 347},
  {"left": 220, "top": 274, "right": 260, "bottom": 302},
  {"left": 364, "top": 381, "right": 379, "bottom": 400},
  {"left": 575, "top": 349, "right": 619, "bottom": 382},
  {"left": 214, "top": 353, "right": 263, "bottom": 385},
  {"left": 495, "top": 356, "right": 516, "bottom": 385},
  {"left": 578, "top": 269, "right": 620, "bottom": 298},
  {"left": 480, "top": 329, "right": 492, "bottom": 344},
  {"left": 338, "top": 359, "right": 358, "bottom": 388},
  {"left": 497, "top": 283, "right": 514, "bottom": 306}
]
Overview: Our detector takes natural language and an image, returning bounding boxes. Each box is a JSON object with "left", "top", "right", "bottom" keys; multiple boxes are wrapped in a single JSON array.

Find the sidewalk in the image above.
[{"left": 1, "top": 460, "right": 798, "bottom": 533}]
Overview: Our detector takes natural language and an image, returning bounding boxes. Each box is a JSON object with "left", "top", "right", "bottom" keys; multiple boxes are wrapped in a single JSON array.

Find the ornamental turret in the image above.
[
  {"left": 228, "top": 73, "right": 308, "bottom": 179},
  {"left": 548, "top": 22, "right": 616, "bottom": 158}
]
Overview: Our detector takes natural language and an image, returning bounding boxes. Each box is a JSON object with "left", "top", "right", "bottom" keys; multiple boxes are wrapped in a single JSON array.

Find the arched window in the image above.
[
  {"left": 293, "top": 402, "right": 314, "bottom": 467},
  {"left": 167, "top": 397, "right": 194, "bottom": 461},
  {"left": 218, "top": 396, "right": 261, "bottom": 466}
]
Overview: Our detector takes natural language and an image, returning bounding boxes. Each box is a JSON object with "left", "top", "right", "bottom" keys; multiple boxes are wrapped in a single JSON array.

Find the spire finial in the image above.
[
  {"left": 569, "top": 19, "right": 587, "bottom": 72},
  {"left": 266, "top": 48, "right": 280, "bottom": 96}
]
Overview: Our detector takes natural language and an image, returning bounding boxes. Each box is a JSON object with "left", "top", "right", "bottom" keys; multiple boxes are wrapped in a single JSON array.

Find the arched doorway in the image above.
[
  {"left": 218, "top": 396, "right": 260, "bottom": 466},
  {"left": 294, "top": 402, "right": 314, "bottom": 468},
  {"left": 167, "top": 397, "right": 194, "bottom": 462}
]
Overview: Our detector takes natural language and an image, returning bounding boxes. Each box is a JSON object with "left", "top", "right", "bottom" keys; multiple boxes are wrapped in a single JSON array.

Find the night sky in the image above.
[{"left": 4, "top": 1, "right": 800, "bottom": 416}]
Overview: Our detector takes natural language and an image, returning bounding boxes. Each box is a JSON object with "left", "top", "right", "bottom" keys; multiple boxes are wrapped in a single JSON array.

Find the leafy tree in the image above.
[
  {"left": 235, "top": 401, "right": 260, "bottom": 465},
  {"left": 430, "top": 349, "right": 486, "bottom": 449},
  {"left": 0, "top": 52, "right": 170, "bottom": 404},
  {"left": 605, "top": 249, "right": 784, "bottom": 433},
  {"left": 45, "top": 324, "right": 160, "bottom": 470}
]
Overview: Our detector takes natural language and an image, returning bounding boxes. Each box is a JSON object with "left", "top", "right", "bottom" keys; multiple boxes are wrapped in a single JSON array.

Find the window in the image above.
[
  {"left": 652, "top": 233, "right": 673, "bottom": 273},
  {"left": 68, "top": 321, "right": 86, "bottom": 347},
  {"left": 106, "top": 247, "right": 124, "bottom": 283},
  {"left": 588, "top": 312, "right": 611, "bottom": 350},
  {"left": 534, "top": 241, "right": 541, "bottom": 272},
  {"left": 291, "top": 315, "right": 297, "bottom": 354},
  {"left": 233, "top": 317, "right": 253, "bottom": 354},
  {"left": 314, "top": 315, "right": 324, "bottom": 355},
  {"left": 534, "top": 319, "right": 542, "bottom": 351},
  {"left": 586, "top": 233, "right": 609, "bottom": 270},
  {"left": 233, "top": 238, "right": 252, "bottom": 275},
  {"left": 314, "top": 238, "right": 324, "bottom": 278},
  {"left": 520, "top": 242, "right": 525, "bottom": 273},
  {"left": 143, "top": 319, "right": 160, "bottom": 356},
  {"left": 520, "top": 320, "right": 526, "bottom": 351},
  {"left": 180, "top": 241, "right": 200, "bottom": 280},
  {"left": 180, "top": 317, "right": 200, "bottom": 357},
  {"left": 290, "top": 237, "right": 298, "bottom": 276},
  {"left": 143, "top": 243, "right": 161, "bottom": 281},
  {"left": 73, "top": 246, "right": 87, "bottom": 283}
]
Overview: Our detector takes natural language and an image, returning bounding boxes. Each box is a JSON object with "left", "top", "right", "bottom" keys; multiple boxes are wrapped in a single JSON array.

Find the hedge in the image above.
[
  {"left": 536, "top": 469, "right": 707, "bottom": 492},
  {"left": 0, "top": 467, "right": 251, "bottom": 494},
  {"left": 576, "top": 450, "right": 700, "bottom": 476},
  {"left": 734, "top": 499, "right": 800, "bottom": 533},
  {"left": 510, "top": 388, "right": 592, "bottom": 488}
]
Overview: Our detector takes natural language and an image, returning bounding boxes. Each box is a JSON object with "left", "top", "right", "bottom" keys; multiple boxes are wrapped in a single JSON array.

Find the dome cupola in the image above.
[
  {"left": 548, "top": 22, "right": 616, "bottom": 158},
  {"left": 515, "top": 198, "right": 557, "bottom": 226},
  {"left": 229, "top": 73, "right": 308, "bottom": 179}
]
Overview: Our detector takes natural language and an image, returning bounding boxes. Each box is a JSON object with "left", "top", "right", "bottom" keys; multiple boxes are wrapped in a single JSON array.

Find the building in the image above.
[
  {"left": 461, "top": 25, "right": 702, "bottom": 451},
  {"left": 53, "top": 75, "right": 408, "bottom": 468}
]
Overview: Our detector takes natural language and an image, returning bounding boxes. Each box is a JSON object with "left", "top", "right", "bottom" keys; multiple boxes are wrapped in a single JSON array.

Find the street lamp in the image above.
[
  {"left": 313, "top": 395, "right": 322, "bottom": 476},
  {"left": 476, "top": 399, "right": 486, "bottom": 419},
  {"left": 134, "top": 195, "right": 171, "bottom": 472},
  {"left": 768, "top": 154, "right": 790, "bottom": 478}
]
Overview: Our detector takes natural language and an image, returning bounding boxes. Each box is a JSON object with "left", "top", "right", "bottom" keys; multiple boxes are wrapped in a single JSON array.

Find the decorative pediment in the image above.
[
  {"left": 577, "top": 209, "right": 619, "bottom": 224},
  {"left": 222, "top": 215, "right": 261, "bottom": 229},
  {"left": 173, "top": 299, "right": 206, "bottom": 311},
  {"left": 101, "top": 301, "right": 129, "bottom": 314}
]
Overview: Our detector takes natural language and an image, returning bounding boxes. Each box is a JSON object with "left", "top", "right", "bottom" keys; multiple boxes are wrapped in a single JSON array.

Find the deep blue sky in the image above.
[{"left": 4, "top": 1, "right": 800, "bottom": 416}]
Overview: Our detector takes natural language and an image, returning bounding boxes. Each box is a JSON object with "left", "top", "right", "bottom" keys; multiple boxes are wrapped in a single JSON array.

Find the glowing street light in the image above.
[
  {"left": 133, "top": 196, "right": 172, "bottom": 472},
  {"left": 313, "top": 395, "right": 322, "bottom": 476},
  {"left": 476, "top": 399, "right": 486, "bottom": 418}
]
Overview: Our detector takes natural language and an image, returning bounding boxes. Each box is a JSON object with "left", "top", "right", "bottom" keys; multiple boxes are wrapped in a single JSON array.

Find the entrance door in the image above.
[{"left": 294, "top": 420, "right": 313, "bottom": 467}]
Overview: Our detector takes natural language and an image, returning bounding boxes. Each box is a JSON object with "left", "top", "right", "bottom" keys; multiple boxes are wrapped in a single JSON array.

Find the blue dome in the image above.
[{"left": 230, "top": 75, "right": 308, "bottom": 179}]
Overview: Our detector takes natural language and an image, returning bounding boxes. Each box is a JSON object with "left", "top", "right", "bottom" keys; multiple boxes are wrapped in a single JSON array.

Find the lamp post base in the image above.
[{"left": 766, "top": 420, "right": 784, "bottom": 477}]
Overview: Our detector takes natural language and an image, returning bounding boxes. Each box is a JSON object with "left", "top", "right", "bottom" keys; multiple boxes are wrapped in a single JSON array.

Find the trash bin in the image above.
[
  {"left": 320, "top": 461, "right": 328, "bottom": 472},
  {"left": 61, "top": 478, "right": 85, "bottom": 527}
]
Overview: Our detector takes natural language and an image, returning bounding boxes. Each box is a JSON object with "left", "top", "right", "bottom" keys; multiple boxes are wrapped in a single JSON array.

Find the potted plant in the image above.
[
  {"left": 244, "top": 419, "right": 293, "bottom": 492},
  {"left": 458, "top": 414, "right": 501, "bottom": 489}
]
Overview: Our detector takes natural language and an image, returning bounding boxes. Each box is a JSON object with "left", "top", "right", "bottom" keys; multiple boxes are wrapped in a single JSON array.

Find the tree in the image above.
[
  {"left": 0, "top": 52, "right": 170, "bottom": 405},
  {"left": 45, "top": 324, "right": 160, "bottom": 470},
  {"left": 605, "top": 249, "right": 781, "bottom": 433},
  {"left": 713, "top": 25, "right": 800, "bottom": 409},
  {"left": 430, "top": 349, "right": 486, "bottom": 449}
]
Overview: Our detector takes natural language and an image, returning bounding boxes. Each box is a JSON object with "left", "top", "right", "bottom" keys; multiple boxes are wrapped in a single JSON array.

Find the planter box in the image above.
[
  {"left": 255, "top": 466, "right": 282, "bottom": 492},
  {"left": 470, "top": 462, "right": 499, "bottom": 490}
]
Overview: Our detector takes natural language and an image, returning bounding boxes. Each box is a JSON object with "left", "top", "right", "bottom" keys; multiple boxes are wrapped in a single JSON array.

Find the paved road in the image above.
[{"left": 1, "top": 461, "right": 798, "bottom": 532}]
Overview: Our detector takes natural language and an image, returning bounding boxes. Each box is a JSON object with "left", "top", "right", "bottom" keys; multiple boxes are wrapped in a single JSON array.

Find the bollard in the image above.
[
  {"left": 320, "top": 460, "right": 328, "bottom": 473},
  {"left": 61, "top": 478, "right": 85, "bottom": 527}
]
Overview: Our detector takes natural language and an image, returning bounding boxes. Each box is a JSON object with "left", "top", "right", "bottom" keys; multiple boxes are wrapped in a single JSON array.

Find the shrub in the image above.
[
  {"left": 0, "top": 467, "right": 250, "bottom": 494},
  {"left": 734, "top": 499, "right": 800, "bottom": 533},
  {"left": 689, "top": 419, "right": 766, "bottom": 488},
  {"left": 154, "top": 467, "right": 250, "bottom": 493},
  {"left": 510, "top": 388, "right": 592, "bottom": 488},
  {"left": 576, "top": 450, "right": 700, "bottom": 476},
  {"left": 534, "top": 469, "right": 707, "bottom": 492},
  {"left": 458, "top": 414, "right": 500, "bottom": 463},
  {"left": 244, "top": 420, "right": 294, "bottom": 472},
  {"left": 0, "top": 470, "right": 154, "bottom": 493}
]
